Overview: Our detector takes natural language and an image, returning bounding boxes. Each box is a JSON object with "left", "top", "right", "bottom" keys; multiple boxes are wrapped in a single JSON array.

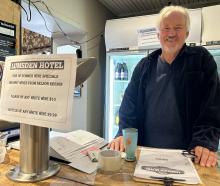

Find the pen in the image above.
[
  {"left": 150, "top": 176, "right": 185, "bottom": 186},
  {"left": 100, "top": 142, "right": 108, "bottom": 149},
  {"left": 0, "top": 132, "right": 8, "bottom": 139},
  {"left": 87, "top": 151, "right": 98, "bottom": 162}
]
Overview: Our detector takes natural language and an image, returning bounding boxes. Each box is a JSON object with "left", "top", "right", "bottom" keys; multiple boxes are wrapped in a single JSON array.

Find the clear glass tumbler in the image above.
[{"left": 122, "top": 128, "right": 138, "bottom": 162}]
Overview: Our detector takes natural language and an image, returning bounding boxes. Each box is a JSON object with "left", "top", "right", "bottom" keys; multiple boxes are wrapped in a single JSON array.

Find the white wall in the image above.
[
  {"left": 202, "top": 5, "right": 220, "bottom": 44},
  {"left": 47, "top": 0, "right": 114, "bottom": 136}
]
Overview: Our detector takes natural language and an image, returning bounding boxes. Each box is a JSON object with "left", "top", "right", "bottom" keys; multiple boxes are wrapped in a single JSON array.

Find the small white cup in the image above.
[
  {"left": 98, "top": 149, "right": 121, "bottom": 174},
  {"left": 0, "top": 136, "right": 7, "bottom": 147},
  {"left": 0, "top": 146, "right": 6, "bottom": 163}
]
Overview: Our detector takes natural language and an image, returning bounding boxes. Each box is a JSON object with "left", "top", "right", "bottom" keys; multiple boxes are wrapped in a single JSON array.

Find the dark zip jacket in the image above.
[{"left": 116, "top": 44, "right": 220, "bottom": 151}]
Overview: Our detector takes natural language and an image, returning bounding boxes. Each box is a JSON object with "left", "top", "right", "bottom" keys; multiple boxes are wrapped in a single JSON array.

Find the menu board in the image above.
[{"left": 0, "top": 20, "right": 16, "bottom": 61}]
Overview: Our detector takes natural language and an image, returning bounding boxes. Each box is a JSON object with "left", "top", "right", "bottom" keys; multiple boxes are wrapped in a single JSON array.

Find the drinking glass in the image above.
[{"left": 122, "top": 128, "right": 138, "bottom": 161}]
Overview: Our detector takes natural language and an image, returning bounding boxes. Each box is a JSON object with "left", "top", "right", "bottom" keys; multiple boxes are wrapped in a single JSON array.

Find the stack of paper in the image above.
[
  {"left": 133, "top": 148, "right": 202, "bottom": 185},
  {"left": 9, "top": 130, "right": 108, "bottom": 174},
  {"left": 49, "top": 130, "right": 108, "bottom": 174}
]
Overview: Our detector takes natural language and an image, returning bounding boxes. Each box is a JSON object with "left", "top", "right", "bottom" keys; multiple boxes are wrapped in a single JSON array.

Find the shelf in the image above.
[
  {"left": 114, "top": 80, "right": 129, "bottom": 83},
  {"left": 114, "top": 104, "right": 121, "bottom": 107}
]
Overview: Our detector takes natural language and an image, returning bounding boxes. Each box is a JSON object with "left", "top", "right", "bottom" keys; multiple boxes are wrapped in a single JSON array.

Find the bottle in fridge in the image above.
[{"left": 104, "top": 52, "right": 147, "bottom": 141}]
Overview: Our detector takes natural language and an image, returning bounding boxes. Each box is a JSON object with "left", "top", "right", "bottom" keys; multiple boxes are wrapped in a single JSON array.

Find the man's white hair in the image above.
[{"left": 156, "top": 5, "right": 190, "bottom": 32}]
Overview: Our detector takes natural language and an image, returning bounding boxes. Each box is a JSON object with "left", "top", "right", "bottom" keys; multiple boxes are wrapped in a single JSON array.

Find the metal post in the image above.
[{"left": 7, "top": 123, "right": 60, "bottom": 182}]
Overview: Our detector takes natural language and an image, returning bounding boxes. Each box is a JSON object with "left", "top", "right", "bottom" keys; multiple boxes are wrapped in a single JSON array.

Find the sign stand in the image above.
[
  {"left": 7, "top": 123, "right": 60, "bottom": 182},
  {"left": 0, "top": 56, "right": 97, "bottom": 182}
]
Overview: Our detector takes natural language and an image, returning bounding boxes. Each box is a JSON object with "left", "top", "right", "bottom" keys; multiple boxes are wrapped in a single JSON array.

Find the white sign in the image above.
[
  {"left": 0, "top": 54, "right": 77, "bottom": 130},
  {"left": 137, "top": 27, "right": 160, "bottom": 47}
]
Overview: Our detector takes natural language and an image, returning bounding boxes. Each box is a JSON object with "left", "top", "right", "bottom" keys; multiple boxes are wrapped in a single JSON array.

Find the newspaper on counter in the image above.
[
  {"left": 9, "top": 130, "right": 108, "bottom": 174},
  {"left": 133, "top": 147, "right": 202, "bottom": 184},
  {"left": 50, "top": 130, "right": 108, "bottom": 174}
]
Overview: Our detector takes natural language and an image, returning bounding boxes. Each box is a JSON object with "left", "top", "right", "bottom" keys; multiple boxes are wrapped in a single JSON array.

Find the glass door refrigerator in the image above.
[
  {"left": 205, "top": 45, "right": 220, "bottom": 154},
  {"left": 104, "top": 50, "right": 148, "bottom": 141},
  {"left": 205, "top": 45, "right": 220, "bottom": 76}
]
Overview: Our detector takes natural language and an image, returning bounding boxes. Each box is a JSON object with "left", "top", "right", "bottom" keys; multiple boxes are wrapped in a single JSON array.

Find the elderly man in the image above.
[{"left": 108, "top": 5, "right": 220, "bottom": 167}]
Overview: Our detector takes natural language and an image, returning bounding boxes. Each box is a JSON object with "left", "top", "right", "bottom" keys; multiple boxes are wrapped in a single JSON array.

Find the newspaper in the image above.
[
  {"left": 9, "top": 130, "right": 108, "bottom": 174},
  {"left": 50, "top": 130, "right": 108, "bottom": 174},
  {"left": 134, "top": 148, "right": 202, "bottom": 184}
]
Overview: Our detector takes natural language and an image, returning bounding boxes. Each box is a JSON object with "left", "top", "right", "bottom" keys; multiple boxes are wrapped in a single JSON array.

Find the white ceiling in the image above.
[
  {"left": 21, "top": 1, "right": 85, "bottom": 38},
  {"left": 98, "top": 0, "right": 220, "bottom": 17},
  {"left": 21, "top": 0, "right": 220, "bottom": 38}
]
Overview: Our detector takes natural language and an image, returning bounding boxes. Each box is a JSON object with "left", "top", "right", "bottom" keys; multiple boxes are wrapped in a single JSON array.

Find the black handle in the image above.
[{"left": 164, "top": 180, "right": 173, "bottom": 186}]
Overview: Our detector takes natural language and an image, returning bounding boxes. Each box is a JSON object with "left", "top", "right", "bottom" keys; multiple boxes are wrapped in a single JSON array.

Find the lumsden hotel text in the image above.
[{"left": 10, "top": 61, "right": 64, "bottom": 70}]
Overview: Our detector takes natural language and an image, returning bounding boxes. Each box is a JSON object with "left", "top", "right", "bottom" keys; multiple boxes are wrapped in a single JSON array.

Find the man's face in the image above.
[{"left": 158, "top": 11, "right": 189, "bottom": 54}]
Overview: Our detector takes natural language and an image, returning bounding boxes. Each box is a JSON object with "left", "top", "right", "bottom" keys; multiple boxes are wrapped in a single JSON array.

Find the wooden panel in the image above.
[
  {"left": 0, "top": 149, "right": 220, "bottom": 185},
  {"left": 0, "top": 0, "right": 20, "bottom": 55}
]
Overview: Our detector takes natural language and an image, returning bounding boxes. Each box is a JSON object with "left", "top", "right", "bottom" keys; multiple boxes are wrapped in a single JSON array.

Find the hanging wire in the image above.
[
  {"left": 28, "top": 0, "right": 32, "bottom": 21},
  {"left": 37, "top": 0, "right": 80, "bottom": 45},
  {"left": 29, "top": 0, "right": 103, "bottom": 46},
  {"left": 17, "top": 0, "right": 32, "bottom": 22},
  {"left": 79, "top": 31, "right": 104, "bottom": 45},
  {"left": 31, "top": 1, "right": 60, "bottom": 34}
]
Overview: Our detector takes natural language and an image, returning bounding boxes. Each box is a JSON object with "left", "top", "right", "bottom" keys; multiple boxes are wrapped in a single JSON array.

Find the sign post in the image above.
[{"left": 8, "top": 124, "right": 60, "bottom": 182}]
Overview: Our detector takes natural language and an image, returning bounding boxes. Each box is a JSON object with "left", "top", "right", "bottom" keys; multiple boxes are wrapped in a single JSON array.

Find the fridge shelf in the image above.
[
  {"left": 114, "top": 104, "right": 121, "bottom": 107},
  {"left": 113, "top": 80, "right": 129, "bottom": 83}
]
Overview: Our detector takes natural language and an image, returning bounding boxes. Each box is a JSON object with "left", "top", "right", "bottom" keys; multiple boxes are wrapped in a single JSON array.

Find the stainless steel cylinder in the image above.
[
  {"left": 7, "top": 123, "right": 60, "bottom": 182},
  {"left": 20, "top": 123, "right": 49, "bottom": 174}
]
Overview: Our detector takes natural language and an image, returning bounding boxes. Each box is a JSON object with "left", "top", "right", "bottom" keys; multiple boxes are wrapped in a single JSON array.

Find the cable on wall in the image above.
[
  {"left": 33, "top": 0, "right": 80, "bottom": 46},
  {"left": 79, "top": 31, "right": 104, "bottom": 45},
  {"left": 34, "top": 1, "right": 104, "bottom": 46},
  {"left": 20, "top": 0, "right": 103, "bottom": 47},
  {"left": 31, "top": 1, "right": 60, "bottom": 34},
  {"left": 16, "top": 0, "right": 32, "bottom": 22}
]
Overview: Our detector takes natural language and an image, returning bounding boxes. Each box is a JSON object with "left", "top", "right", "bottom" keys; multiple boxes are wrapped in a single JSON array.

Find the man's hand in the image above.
[
  {"left": 107, "top": 136, "right": 124, "bottom": 152},
  {"left": 194, "top": 146, "right": 218, "bottom": 167}
]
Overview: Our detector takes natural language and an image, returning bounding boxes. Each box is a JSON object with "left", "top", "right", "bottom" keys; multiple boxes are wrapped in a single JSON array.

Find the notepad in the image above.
[{"left": 133, "top": 148, "right": 202, "bottom": 185}]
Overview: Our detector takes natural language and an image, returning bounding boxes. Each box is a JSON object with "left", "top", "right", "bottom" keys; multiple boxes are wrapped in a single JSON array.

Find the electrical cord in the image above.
[
  {"left": 17, "top": 0, "right": 31, "bottom": 22},
  {"left": 28, "top": 0, "right": 103, "bottom": 46},
  {"left": 31, "top": 1, "right": 60, "bottom": 34},
  {"left": 79, "top": 31, "right": 104, "bottom": 45},
  {"left": 28, "top": 0, "right": 32, "bottom": 21},
  {"left": 35, "top": 0, "right": 79, "bottom": 45}
]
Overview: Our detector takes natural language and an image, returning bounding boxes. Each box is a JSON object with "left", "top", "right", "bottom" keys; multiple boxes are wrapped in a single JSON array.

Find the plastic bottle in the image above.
[
  {"left": 123, "top": 62, "right": 128, "bottom": 80},
  {"left": 114, "top": 63, "right": 120, "bottom": 80},
  {"left": 120, "top": 90, "right": 124, "bottom": 102},
  {"left": 120, "top": 63, "right": 125, "bottom": 80}
]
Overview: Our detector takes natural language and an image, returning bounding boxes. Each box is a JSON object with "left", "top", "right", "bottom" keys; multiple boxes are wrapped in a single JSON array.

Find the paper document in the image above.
[
  {"left": 50, "top": 130, "right": 108, "bottom": 174},
  {"left": 8, "top": 130, "right": 108, "bottom": 174},
  {"left": 134, "top": 148, "right": 201, "bottom": 184},
  {"left": 68, "top": 156, "right": 98, "bottom": 174},
  {"left": 0, "top": 54, "right": 77, "bottom": 130}
]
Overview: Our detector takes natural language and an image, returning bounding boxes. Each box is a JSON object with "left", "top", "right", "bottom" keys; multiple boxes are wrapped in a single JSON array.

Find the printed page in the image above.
[
  {"left": 0, "top": 54, "right": 76, "bottom": 130},
  {"left": 134, "top": 148, "right": 201, "bottom": 184},
  {"left": 68, "top": 156, "right": 98, "bottom": 174},
  {"left": 49, "top": 130, "right": 107, "bottom": 173},
  {"left": 58, "top": 130, "right": 102, "bottom": 145},
  {"left": 50, "top": 130, "right": 108, "bottom": 149}
]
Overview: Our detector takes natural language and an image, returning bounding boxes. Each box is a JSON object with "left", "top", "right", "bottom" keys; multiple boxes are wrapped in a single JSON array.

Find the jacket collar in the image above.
[{"left": 148, "top": 43, "right": 197, "bottom": 61}]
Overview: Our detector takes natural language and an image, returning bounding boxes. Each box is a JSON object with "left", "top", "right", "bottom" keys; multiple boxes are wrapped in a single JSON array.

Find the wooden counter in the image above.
[{"left": 0, "top": 149, "right": 219, "bottom": 186}]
